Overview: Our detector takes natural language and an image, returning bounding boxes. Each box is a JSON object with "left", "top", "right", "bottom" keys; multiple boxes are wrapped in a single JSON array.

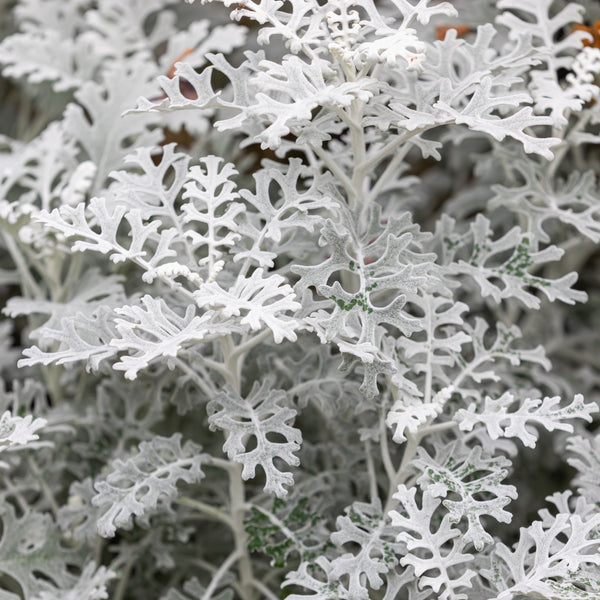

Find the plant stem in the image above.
[
  {"left": 1, "top": 231, "right": 44, "bottom": 298},
  {"left": 114, "top": 556, "right": 136, "bottom": 600},
  {"left": 309, "top": 141, "right": 355, "bottom": 198},
  {"left": 228, "top": 463, "right": 256, "bottom": 600},
  {"left": 202, "top": 549, "right": 241, "bottom": 600},
  {"left": 220, "top": 334, "right": 241, "bottom": 393},
  {"left": 384, "top": 433, "right": 418, "bottom": 513},
  {"left": 176, "top": 497, "right": 233, "bottom": 527},
  {"left": 251, "top": 579, "right": 281, "bottom": 600},
  {"left": 365, "top": 439, "right": 379, "bottom": 504},
  {"left": 348, "top": 98, "right": 367, "bottom": 210},
  {"left": 27, "top": 456, "right": 59, "bottom": 517},
  {"left": 174, "top": 359, "right": 214, "bottom": 397},
  {"left": 379, "top": 410, "right": 396, "bottom": 483},
  {"left": 231, "top": 329, "right": 270, "bottom": 360}
]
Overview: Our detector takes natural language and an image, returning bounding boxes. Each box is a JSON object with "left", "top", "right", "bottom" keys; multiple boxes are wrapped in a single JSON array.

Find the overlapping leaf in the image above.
[
  {"left": 111, "top": 296, "right": 228, "bottom": 380},
  {"left": 193, "top": 269, "right": 301, "bottom": 344},
  {"left": 389, "top": 485, "right": 475, "bottom": 600},
  {"left": 567, "top": 433, "right": 600, "bottom": 505},
  {"left": 329, "top": 501, "right": 403, "bottom": 600},
  {"left": 0, "top": 504, "right": 82, "bottom": 600},
  {"left": 497, "top": 0, "right": 592, "bottom": 126},
  {"left": 489, "top": 150, "right": 600, "bottom": 243},
  {"left": 446, "top": 214, "right": 587, "bottom": 308},
  {"left": 413, "top": 441, "right": 518, "bottom": 550},
  {"left": 294, "top": 210, "right": 436, "bottom": 395},
  {"left": 208, "top": 379, "right": 301, "bottom": 497},
  {"left": 92, "top": 434, "right": 206, "bottom": 537},
  {"left": 486, "top": 511, "right": 600, "bottom": 600}
]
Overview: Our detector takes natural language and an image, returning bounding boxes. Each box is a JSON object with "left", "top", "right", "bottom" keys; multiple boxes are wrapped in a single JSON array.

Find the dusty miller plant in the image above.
[{"left": 1, "top": 0, "right": 600, "bottom": 598}]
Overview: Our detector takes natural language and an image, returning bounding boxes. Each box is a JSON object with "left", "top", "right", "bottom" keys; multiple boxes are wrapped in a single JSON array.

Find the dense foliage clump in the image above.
[{"left": 1, "top": 0, "right": 600, "bottom": 598}]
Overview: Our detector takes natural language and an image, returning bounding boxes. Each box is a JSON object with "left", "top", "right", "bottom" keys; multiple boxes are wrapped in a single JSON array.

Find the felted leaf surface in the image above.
[
  {"left": 246, "top": 56, "right": 377, "bottom": 149},
  {"left": 0, "top": 410, "right": 46, "bottom": 452},
  {"left": 567, "top": 434, "right": 600, "bottom": 505},
  {"left": 260, "top": 337, "right": 362, "bottom": 416},
  {"left": 486, "top": 511, "right": 600, "bottom": 600},
  {"left": 457, "top": 393, "right": 598, "bottom": 448},
  {"left": 283, "top": 557, "right": 350, "bottom": 600},
  {"left": 294, "top": 210, "right": 436, "bottom": 395},
  {"left": 413, "top": 441, "right": 518, "bottom": 550},
  {"left": 447, "top": 214, "right": 587, "bottom": 308},
  {"left": 451, "top": 318, "right": 550, "bottom": 402},
  {"left": 389, "top": 485, "right": 475, "bottom": 600},
  {"left": 92, "top": 433, "right": 206, "bottom": 537},
  {"left": 63, "top": 63, "right": 162, "bottom": 184},
  {"left": 208, "top": 380, "right": 301, "bottom": 497},
  {"left": 181, "top": 155, "right": 244, "bottom": 274},
  {"left": 31, "top": 563, "right": 116, "bottom": 600},
  {"left": 329, "top": 501, "right": 403, "bottom": 600},
  {"left": 398, "top": 293, "right": 470, "bottom": 372},
  {"left": 37, "top": 196, "right": 179, "bottom": 279},
  {"left": 497, "top": 0, "right": 591, "bottom": 126},
  {"left": 193, "top": 268, "right": 301, "bottom": 344},
  {"left": 18, "top": 306, "right": 119, "bottom": 371},
  {"left": 386, "top": 399, "right": 442, "bottom": 444},
  {"left": 5, "top": 270, "right": 125, "bottom": 338},
  {"left": 489, "top": 153, "right": 600, "bottom": 243},
  {"left": 108, "top": 144, "right": 191, "bottom": 222},
  {"left": 0, "top": 504, "right": 82, "bottom": 600},
  {"left": 111, "top": 296, "right": 225, "bottom": 380},
  {"left": 237, "top": 158, "right": 337, "bottom": 261},
  {"left": 0, "top": 29, "right": 100, "bottom": 91},
  {"left": 0, "top": 123, "right": 81, "bottom": 224},
  {"left": 57, "top": 478, "right": 99, "bottom": 544},
  {"left": 435, "top": 77, "right": 560, "bottom": 160}
]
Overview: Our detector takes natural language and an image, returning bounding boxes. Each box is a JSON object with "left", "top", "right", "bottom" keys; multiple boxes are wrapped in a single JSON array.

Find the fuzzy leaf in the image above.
[
  {"left": 245, "top": 56, "right": 376, "bottom": 149},
  {"left": 451, "top": 318, "right": 550, "bottom": 402},
  {"left": 389, "top": 485, "right": 475, "bottom": 600},
  {"left": 181, "top": 155, "right": 244, "bottom": 273},
  {"left": 111, "top": 296, "right": 226, "bottom": 380},
  {"left": 497, "top": 0, "right": 591, "bottom": 125},
  {"left": 283, "top": 557, "right": 350, "bottom": 600},
  {"left": 0, "top": 410, "right": 46, "bottom": 452},
  {"left": 0, "top": 29, "right": 99, "bottom": 91},
  {"left": 208, "top": 380, "right": 301, "bottom": 497},
  {"left": 567, "top": 434, "right": 600, "bottom": 505},
  {"left": 457, "top": 393, "right": 598, "bottom": 448},
  {"left": 435, "top": 77, "right": 560, "bottom": 159},
  {"left": 448, "top": 214, "right": 587, "bottom": 308},
  {"left": 0, "top": 504, "right": 82, "bottom": 600},
  {"left": 386, "top": 400, "right": 442, "bottom": 444},
  {"left": 237, "top": 158, "right": 337, "bottom": 253},
  {"left": 18, "top": 306, "right": 119, "bottom": 371},
  {"left": 31, "top": 564, "right": 116, "bottom": 600},
  {"left": 413, "top": 442, "right": 518, "bottom": 550},
  {"left": 294, "top": 211, "right": 436, "bottom": 395},
  {"left": 489, "top": 153, "right": 600, "bottom": 243},
  {"left": 63, "top": 63, "right": 162, "bottom": 184},
  {"left": 486, "top": 511, "right": 600, "bottom": 600},
  {"left": 194, "top": 268, "right": 301, "bottom": 344},
  {"left": 329, "top": 501, "right": 403, "bottom": 599},
  {"left": 92, "top": 434, "right": 206, "bottom": 538},
  {"left": 108, "top": 144, "right": 191, "bottom": 222},
  {"left": 37, "top": 196, "right": 179, "bottom": 278}
]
